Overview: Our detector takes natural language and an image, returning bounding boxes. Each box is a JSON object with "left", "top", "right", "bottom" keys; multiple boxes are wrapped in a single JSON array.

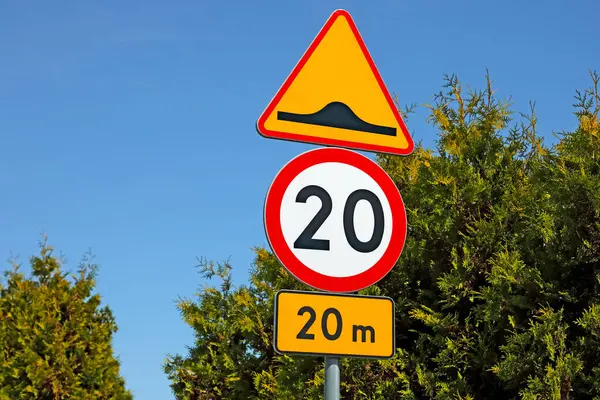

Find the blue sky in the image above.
[{"left": 0, "top": 0, "right": 598, "bottom": 398}]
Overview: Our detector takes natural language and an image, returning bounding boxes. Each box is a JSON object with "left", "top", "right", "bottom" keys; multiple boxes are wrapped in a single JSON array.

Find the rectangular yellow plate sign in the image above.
[{"left": 274, "top": 290, "right": 395, "bottom": 359}]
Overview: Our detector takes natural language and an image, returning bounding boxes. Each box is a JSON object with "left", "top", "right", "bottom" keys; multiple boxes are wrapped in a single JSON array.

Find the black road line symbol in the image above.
[{"left": 278, "top": 101, "right": 396, "bottom": 136}]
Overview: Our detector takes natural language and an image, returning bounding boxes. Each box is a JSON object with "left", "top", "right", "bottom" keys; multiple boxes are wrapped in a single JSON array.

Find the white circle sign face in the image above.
[
  {"left": 279, "top": 162, "right": 393, "bottom": 277},
  {"left": 264, "top": 148, "right": 407, "bottom": 293}
]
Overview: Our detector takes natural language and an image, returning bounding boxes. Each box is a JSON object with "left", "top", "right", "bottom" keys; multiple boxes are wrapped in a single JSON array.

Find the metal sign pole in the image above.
[{"left": 324, "top": 357, "right": 340, "bottom": 400}]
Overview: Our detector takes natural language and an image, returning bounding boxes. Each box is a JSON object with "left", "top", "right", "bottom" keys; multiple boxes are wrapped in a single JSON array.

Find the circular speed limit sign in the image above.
[{"left": 264, "top": 147, "right": 407, "bottom": 292}]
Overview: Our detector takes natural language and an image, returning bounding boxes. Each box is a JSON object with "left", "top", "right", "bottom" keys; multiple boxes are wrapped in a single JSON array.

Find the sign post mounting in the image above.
[
  {"left": 257, "top": 8, "right": 413, "bottom": 400},
  {"left": 264, "top": 146, "right": 405, "bottom": 399}
]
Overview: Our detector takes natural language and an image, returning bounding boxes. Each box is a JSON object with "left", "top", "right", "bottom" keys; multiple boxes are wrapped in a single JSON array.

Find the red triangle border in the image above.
[{"left": 256, "top": 9, "right": 414, "bottom": 156}]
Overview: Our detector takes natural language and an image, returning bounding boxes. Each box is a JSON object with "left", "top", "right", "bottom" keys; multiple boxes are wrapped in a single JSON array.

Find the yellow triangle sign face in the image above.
[{"left": 257, "top": 9, "right": 413, "bottom": 156}]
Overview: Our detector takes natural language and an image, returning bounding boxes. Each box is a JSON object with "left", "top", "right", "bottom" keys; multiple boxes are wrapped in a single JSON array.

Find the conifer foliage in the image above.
[
  {"left": 0, "top": 237, "right": 133, "bottom": 400},
  {"left": 165, "top": 71, "right": 600, "bottom": 399}
]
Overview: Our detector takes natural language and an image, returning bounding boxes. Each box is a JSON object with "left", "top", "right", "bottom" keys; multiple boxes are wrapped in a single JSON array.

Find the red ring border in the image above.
[{"left": 264, "top": 148, "right": 407, "bottom": 293}]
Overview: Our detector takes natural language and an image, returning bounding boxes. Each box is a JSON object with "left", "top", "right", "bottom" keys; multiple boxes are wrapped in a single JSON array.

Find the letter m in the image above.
[{"left": 352, "top": 325, "right": 375, "bottom": 343}]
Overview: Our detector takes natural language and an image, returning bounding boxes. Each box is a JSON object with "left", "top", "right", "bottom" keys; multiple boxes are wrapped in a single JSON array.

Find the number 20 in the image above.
[{"left": 293, "top": 185, "right": 385, "bottom": 253}]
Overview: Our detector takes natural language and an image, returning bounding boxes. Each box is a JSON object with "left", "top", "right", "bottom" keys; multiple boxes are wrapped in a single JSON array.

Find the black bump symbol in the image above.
[{"left": 277, "top": 102, "right": 396, "bottom": 136}]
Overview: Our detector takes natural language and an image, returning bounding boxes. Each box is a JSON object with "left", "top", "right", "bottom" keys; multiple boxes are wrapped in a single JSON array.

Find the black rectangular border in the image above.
[{"left": 273, "top": 289, "right": 396, "bottom": 359}]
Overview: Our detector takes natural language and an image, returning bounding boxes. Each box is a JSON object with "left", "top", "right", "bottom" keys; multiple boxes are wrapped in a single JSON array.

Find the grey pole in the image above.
[{"left": 324, "top": 357, "right": 340, "bottom": 400}]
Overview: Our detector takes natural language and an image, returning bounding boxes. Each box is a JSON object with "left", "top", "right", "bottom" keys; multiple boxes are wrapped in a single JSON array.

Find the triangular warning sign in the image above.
[{"left": 256, "top": 9, "right": 414, "bottom": 156}]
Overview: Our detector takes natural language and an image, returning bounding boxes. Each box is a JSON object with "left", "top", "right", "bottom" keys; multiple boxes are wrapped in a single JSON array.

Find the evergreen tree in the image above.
[
  {"left": 165, "top": 71, "right": 600, "bottom": 399},
  {"left": 0, "top": 237, "right": 133, "bottom": 400}
]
